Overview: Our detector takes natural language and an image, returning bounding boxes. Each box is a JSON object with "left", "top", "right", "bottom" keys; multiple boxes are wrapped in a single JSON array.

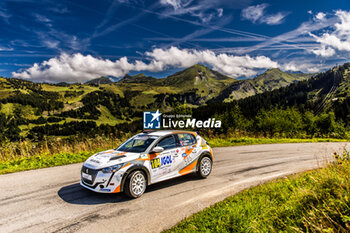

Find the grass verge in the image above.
[
  {"left": 207, "top": 137, "right": 347, "bottom": 147},
  {"left": 0, "top": 151, "right": 95, "bottom": 175},
  {"left": 0, "top": 137, "right": 347, "bottom": 174},
  {"left": 165, "top": 152, "right": 350, "bottom": 232}
]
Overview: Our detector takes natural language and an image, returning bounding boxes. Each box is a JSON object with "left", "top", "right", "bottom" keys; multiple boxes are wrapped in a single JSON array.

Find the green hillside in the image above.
[
  {"left": 0, "top": 64, "right": 313, "bottom": 140},
  {"left": 214, "top": 68, "right": 312, "bottom": 102},
  {"left": 192, "top": 63, "right": 350, "bottom": 138}
]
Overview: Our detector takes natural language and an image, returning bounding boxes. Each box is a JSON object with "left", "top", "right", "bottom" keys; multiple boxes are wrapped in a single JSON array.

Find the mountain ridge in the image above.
[
  {"left": 212, "top": 67, "right": 312, "bottom": 102},
  {"left": 0, "top": 63, "right": 315, "bottom": 139}
]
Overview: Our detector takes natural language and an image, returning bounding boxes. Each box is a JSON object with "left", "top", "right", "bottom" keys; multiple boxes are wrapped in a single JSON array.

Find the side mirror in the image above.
[{"left": 151, "top": 146, "right": 164, "bottom": 153}]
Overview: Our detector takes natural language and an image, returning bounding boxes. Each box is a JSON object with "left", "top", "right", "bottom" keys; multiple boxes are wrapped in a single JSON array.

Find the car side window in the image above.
[
  {"left": 177, "top": 133, "right": 196, "bottom": 147},
  {"left": 156, "top": 135, "right": 177, "bottom": 150}
]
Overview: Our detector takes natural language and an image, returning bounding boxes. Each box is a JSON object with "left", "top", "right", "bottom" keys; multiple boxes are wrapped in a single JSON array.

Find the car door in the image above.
[
  {"left": 149, "top": 135, "right": 178, "bottom": 183},
  {"left": 176, "top": 133, "right": 199, "bottom": 173}
]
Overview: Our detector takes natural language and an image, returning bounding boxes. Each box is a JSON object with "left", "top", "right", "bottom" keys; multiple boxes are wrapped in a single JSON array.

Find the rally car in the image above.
[{"left": 80, "top": 130, "right": 213, "bottom": 198}]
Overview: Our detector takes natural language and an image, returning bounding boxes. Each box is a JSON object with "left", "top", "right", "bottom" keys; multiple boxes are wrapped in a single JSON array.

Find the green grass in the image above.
[
  {"left": 0, "top": 151, "right": 95, "bottom": 174},
  {"left": 96, "top": 105, "right": 120, "bottom": 126},
  {"left": 165, "top": 153, "right": 350, "bottom": 233},
  {"left": 207, "top": 137, "right": 347, "bottom": 147},
  {"left": 0, "top": 137, "right": 347, "bottom": 175}
]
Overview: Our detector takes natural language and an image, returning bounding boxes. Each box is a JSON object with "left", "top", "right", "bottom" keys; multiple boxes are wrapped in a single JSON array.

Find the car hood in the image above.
[{"left": 83, "top": 149, "right": 141, "bottom": 169}]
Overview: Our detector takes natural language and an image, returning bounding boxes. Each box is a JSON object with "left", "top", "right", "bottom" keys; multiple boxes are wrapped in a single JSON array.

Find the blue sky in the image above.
[{"left": 1, "top": 0, "right": 350, "bottom": 83}]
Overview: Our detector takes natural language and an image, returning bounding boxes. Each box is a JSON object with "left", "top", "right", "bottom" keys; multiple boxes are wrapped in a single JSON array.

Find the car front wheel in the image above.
[
  {"left": 124, "top": 170, "right": 147, "bottom": 198},
  {"left": 197, "top": 156, "right": 212, "bottom": 178}
]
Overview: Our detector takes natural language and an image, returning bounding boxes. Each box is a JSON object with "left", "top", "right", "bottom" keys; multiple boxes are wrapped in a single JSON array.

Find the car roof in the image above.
[{"left": 141, "top": 130, "right": 197, "bottom": 137}]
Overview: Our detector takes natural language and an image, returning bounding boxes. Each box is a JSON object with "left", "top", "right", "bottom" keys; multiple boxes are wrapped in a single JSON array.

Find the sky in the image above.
[{"left": 1, "top": 0, "right": 350, "bottom": 83}]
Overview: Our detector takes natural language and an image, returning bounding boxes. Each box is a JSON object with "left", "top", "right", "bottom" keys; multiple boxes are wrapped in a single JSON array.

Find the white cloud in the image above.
[
  {"left": 311, "top": 45, "right": 335, "bottom": 57},
  {"left": 0, "top": 7, "right": 11, "bottom": 23},
  {"left": 241, "top": 4, "right": 287, "bottom": 25},
  {"left": 49, "top": 7, "right": 69, "bottom": 14},
  {"left": 315, "top": 12, "right": 326, "bottom": 21},
  {"left": 34, "top": 13, "right": 51, "bottom": 23},
  {"left": 241, "top": 4, "right": 267, "bottom": 23},
  {"left": 310, "top": 10, "right": 350, "bottom": 57},
  {"left": 12, "top": 47, "right": 279, "bottom": 83},
  {"left": 282, "top": 62, "right": 323, "bottom": 73},
  {"left": 262, "top": 12, "right": 286, "bottom": 25},
  {"left": 159, "top": 0, "right": 230, "bottom": 23},
  {"left": 0, "top": 46, "right": 13, "bottom": 51},
  {"left": 160, "top": 0, "right": 183, "bottom": 9}
]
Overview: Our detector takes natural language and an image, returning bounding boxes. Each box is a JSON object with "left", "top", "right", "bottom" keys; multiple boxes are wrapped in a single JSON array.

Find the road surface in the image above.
[{"left": 0, "top": 142, "right": 349, "bottom": 233}]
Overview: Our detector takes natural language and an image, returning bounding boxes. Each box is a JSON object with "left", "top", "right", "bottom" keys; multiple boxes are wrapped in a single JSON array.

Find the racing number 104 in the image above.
[{"left": 151, "top": 158, "right": 161, "bottom": 169}]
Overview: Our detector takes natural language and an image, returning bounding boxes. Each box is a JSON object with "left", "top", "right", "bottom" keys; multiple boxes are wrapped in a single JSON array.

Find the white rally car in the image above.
[{"left": 80, "top": 130, "right": 213, "bottom": 198}]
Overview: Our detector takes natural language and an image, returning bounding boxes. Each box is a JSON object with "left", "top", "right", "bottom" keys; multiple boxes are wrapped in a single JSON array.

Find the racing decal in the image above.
[
  {"left": 151, "top": 158, "right": 161, "bottom": 169},
  {"left": 182, "top": 153, "right": 187, "bottom": 157},
  {"left": 179, "top": 160, "right": 197, "bottom": 175},
  {"left": 182, "top": 147, "right": 194, "bottom": 160},
  {"left": 112, "top": 185, "right": 121, "bottom": 193},
  {"left": 90, "top": 159, "right": 101, "bottom": 164},
  {"left": 151, "top": 155, "right": 172, "bottom": 169},
  {"left": 104, "top": 150, "right": 114, "bottom": 154},
  {"left": 100, "top": 188, "right": 111, "bottom": 192},
  {"left": 121, "top": 162, "right": 130, "bottom": 169},
  {"left": 137, "top": 154, "right": 149, "bottom": 161},
  {"left": 184, "top": 155, "right": 193, "bottom": 165},
  {"left": 172, "top": 155, "right": 177, "bottom": 162}
]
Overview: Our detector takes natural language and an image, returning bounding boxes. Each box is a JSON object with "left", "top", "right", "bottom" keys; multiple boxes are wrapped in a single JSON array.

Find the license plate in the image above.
[{"left": 82, "top": 172, "right": 92, "bottom": 181}]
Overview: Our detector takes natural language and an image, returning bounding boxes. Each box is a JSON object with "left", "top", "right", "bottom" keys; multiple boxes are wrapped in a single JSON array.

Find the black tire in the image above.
[
  {"left": 196, "top": 156, "right": 212, "bottom": 178},
  {"left": 124, "top": 170, "right": 147, "bottom": 198}
]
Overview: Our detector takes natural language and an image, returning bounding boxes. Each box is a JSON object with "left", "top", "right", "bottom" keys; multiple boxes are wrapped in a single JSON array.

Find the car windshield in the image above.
[{"left": 117, "top": 135, "right": 158, "bottom": 153}]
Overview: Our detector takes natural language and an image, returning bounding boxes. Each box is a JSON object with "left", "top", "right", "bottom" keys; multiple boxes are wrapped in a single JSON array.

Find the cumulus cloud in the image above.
[
  {"left": 311, "top": 45, "right": 335, "bottom": 57},
  {"left": 12, "top": 47, "right": 279, "bottom": 83},
  {"left": 310, "top": 10, "right": 350, "bottom": 57},
  {"left": 241, "top": 4, "right": 287, "bottom": 25},
  {"left": 282, "top": 62, "right": 323, "bottom": 73}
]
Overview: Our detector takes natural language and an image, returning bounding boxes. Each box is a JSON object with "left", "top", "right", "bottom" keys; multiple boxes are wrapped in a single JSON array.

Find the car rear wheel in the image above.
[
  {"left": 124, "top": 170, "right": 147, "bottom": 198},
  {"left": 197, "top": 156, "right": 212, "bottom": 178}
]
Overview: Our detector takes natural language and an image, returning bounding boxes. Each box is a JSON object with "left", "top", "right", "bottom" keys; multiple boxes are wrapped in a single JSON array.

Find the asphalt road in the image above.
[{"left": 0, "top": 142, "right": 349, "bottom": 233}]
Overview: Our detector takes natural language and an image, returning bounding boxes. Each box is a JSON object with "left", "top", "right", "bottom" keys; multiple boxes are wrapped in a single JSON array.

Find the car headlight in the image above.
[{"left": 102, "top": 164, "right": 123, "bottom": 173}]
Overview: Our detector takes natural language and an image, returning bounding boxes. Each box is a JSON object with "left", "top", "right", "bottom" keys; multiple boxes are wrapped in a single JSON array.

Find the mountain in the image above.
[
  {"left": 86, "top": 77, "right": 114, "bottom": 85},
  {"left": 160, "top": 64, "right": 234, "bottom": 92},
  {"left": 186, "top": 63, "right": 350, "bottom": 139},
  {"left": 212, "top": 68, "right": 312, "bottom": 102},
  {"left": 204, "top": 63, "right": 350, "bottom": 123},
  {"left": 118, "top": 74, "right": 157, "bottom": 84},
  {"left": 113, "top": 64, "right": 237, "bottom": 108},
  {"left": 0, "top": 64, "right": 314, "bottom": 139}
]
